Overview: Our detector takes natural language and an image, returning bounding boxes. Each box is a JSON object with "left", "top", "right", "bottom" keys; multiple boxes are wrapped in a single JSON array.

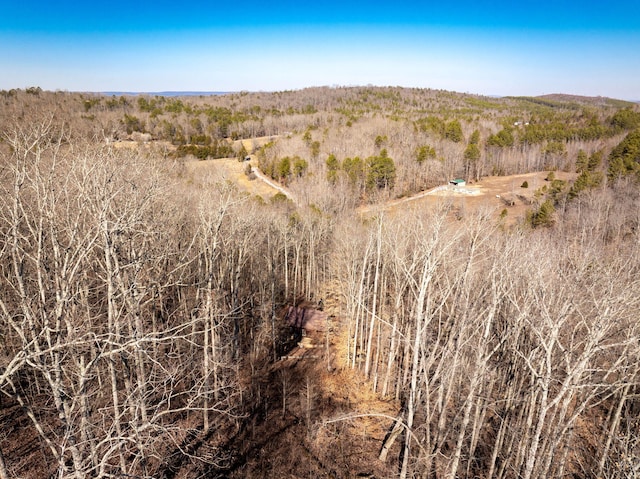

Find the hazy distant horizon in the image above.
[
  {"left": 46, "top": 88, "right": 638, "bottom": 103},
  {"left": 2, "top": 0, "right": 639, "bottom": 100},
  {"left": 99, "top": 91, "right": 231, "bottom": 97},
  {"left": 9, "top": 85, "right": 640, "bottom": 104}
]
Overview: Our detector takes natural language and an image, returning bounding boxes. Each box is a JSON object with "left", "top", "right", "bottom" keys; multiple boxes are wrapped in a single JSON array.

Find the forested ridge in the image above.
[{"left": 1, "top": 87, "right": 640, "bottom": 478}]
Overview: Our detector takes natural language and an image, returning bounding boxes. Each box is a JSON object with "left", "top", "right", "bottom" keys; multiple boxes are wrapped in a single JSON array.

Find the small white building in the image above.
[{"left": 450, "top": 178, "right": 466, "bottom": 187}]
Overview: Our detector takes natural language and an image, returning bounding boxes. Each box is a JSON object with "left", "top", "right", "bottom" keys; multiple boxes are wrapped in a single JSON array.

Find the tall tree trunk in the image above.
[
  {"left": 0, "top": 448, "right": 8, "bottom": 479},
  {"left": 364, "top": 217, "right": 382, "bottom": 378},
  {"left": 400, "top": 256, "right": 432, "bottom": 479},
  {"left": 598, "top": 385, "right": 630, "bottom": 477}
]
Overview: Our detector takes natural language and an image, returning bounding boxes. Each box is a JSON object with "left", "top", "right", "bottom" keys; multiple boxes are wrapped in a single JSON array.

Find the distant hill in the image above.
[
  {"left": 100, "top": 91, "right": 231, "bottom": 97},
  {"left": 537, "top": 93, "right": 636, "bottom": 108}
]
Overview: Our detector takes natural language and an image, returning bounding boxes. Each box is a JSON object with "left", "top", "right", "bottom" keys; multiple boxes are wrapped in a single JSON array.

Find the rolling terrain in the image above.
[{"left": 1, "top": 86, "right": 639, "bottom": 479}]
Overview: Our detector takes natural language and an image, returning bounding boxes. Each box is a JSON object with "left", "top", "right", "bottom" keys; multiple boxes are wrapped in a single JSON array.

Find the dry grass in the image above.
[
  {"left": 364, "top": 170, "right": 577, "bottom": 224},
  {"left": 184, "top": 157, "right": 281, "bottom": 200}
]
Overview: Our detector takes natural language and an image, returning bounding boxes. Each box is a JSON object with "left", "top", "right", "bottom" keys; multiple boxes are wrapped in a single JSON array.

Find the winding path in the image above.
[{"left": 250, "top": 167, "right": 298, "bottom": 205}]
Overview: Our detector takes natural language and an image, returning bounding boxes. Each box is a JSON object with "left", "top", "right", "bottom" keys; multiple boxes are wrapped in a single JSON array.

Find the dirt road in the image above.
[{"left": 361, "top": 171, "right": 576, "bottom": 222}]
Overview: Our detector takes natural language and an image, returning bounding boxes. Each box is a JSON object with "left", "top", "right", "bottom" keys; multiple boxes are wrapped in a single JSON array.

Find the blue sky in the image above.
[{"left": 1, "top": 0, "right": 639, "bottom": 99}]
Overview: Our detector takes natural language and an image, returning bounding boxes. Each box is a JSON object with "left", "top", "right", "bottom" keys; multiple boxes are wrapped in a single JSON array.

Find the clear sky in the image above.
[{"left": 1, "top": 0, "right": 639, "bottom": 99}]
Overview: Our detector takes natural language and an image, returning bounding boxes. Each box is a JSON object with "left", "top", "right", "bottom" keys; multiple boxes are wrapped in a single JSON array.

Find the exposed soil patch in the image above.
[{"left": 363, "top": 171, "right": 576, "bottom": 224}]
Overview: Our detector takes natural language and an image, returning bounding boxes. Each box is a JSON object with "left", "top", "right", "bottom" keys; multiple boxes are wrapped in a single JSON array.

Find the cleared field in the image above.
[
  {"left": 363, "top": 171, "right": 576, "bottom": 223},
  {"left": 184, "top": 156, "right": 282, "bottom": 199}
]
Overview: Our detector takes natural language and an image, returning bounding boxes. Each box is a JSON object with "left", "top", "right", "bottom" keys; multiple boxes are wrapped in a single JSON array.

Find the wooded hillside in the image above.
[{"left": 1, "top": 87, "right": 639, "bottom": 478}]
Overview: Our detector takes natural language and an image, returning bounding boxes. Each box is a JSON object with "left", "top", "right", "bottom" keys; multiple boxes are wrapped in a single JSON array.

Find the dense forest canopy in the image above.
[{"left": 1, "top": 86, "right": 640, "bottom": 479}]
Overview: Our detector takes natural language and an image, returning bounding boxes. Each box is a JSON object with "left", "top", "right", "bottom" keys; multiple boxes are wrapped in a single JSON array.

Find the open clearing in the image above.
[
  {"left": 363, "top": 171, "right": 576, "bottom": 222},
  {"left": 183, "top": 135, "right": 285, "bottom": 200},
  {"left": 184, "top": 156, "right": 281, "bottom": 199}
]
